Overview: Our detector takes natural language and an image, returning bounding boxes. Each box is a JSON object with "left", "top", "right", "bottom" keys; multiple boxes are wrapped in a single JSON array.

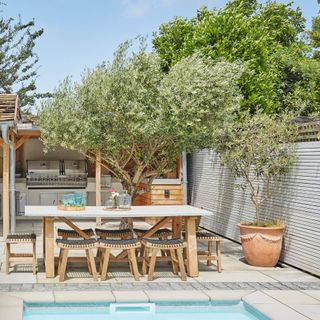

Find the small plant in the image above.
[{"left": 215, "top": 112, "right": 298, "bottom": 226}]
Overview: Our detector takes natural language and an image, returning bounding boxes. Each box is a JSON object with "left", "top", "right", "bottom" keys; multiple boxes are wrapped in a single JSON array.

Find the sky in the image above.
[{"left": 2, "top": 0, "right": 320, "bottom": 96}]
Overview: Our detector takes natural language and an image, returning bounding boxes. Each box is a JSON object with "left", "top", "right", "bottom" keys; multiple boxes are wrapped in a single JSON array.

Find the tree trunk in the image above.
[{"left": 119, "top": 185, "right": 136, "bottom": 231}]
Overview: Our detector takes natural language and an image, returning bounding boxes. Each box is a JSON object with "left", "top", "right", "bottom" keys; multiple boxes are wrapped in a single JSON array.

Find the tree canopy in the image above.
[
  {"left": 37, "top": 41, "right": 244, "bottom": 198},
  {"left": 214, "top": 111, "right": 297, "bottom": 225},
  {"left": 0, "top": 5, "right": 45, "bottom": 106},
  {"left": 153, "top": 0, "right": 320, "bottom": 115}
]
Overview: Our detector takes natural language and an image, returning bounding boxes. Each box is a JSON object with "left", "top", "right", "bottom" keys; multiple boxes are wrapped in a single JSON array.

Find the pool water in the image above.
[{"left": 23, "top": 301, "right": 270, "bottom": 320}]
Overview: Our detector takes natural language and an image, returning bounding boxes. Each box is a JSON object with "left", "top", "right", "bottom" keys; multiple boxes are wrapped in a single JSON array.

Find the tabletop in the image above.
[{"left": 24, "top": 205, "right": 212, "bottom": 218}]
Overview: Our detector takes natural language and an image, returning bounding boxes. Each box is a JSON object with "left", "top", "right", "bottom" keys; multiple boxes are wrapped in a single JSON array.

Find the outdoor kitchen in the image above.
[{"left": 0, "top": 125, "right": 183, "bottom": 219}]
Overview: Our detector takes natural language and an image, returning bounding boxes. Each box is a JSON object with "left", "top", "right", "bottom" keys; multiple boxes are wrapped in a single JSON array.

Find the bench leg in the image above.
[
  {"left": 142, "top": 247, "right": 149, "bottom": 275},
  {"left": 216, "top": 240, "right": 222, "bottom": 273},
  {"left": 85, "top": 249, "right": 93, "bottom": 275},
  {"left": 59, "top": 248, "right": 69, "bottom": 282},
  {"left": 170, "top": 249, "right": 178, "bottom": 274},
  {"left": 207, "top": 240, "right": 213, "bottom": 266},
  {"left": 148, "top": 248, "right": 158, "bottom": 281},
  {"left": 128, "top": 248, "right": 140, "bottom": 281},
  {"left": 6, "top": 243, "right": 10, "bottom": 274},
  {"left": 87, "top": 249, "right": 98, "bottom": 281},
  {"left": 100, "top": 248, "right": 111, "bottom": 281},
  {"left": 32, "top": 241, "right": 37, "bottom": 274},
  {"left": 176, "top": 248, "right": 187, "bottom": 281}
]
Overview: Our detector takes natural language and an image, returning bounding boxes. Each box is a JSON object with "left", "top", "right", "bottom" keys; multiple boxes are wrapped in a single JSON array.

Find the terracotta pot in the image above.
[{"left": 238, "top": 223, "right": 285, "bottom": 267}]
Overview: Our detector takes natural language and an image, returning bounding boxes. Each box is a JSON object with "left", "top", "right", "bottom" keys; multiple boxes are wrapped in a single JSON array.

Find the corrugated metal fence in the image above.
[{"left": 188, "top": 142, "right": 320, "bottom": 276}]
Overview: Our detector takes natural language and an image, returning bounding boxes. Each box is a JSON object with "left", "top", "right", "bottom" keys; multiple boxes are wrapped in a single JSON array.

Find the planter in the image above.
[{"left": 238, "top": 223, "right": 285, "bottom": 267}]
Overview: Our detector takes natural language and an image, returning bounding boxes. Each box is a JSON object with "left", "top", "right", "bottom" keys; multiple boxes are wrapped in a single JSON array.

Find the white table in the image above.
[{"left": 25, "top": 205, "right": 212, "bottom": 278}]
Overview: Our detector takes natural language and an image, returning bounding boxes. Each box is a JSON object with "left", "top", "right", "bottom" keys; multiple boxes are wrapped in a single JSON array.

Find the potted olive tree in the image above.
[{"left": 215, "top": 112, "right": 297, "bottom": 267}]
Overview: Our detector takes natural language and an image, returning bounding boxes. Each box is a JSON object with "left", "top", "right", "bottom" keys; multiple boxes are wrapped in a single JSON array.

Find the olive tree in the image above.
[
  {"left": 214, "top": 112, "right": 298, "bottom": 226},
  {"left": 37, "top": 42, "right": 244, "bottom": 226}
]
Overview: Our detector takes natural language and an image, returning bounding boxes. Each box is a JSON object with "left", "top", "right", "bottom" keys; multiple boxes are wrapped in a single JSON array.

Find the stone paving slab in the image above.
[
  {"left": 203, "top": 290, "right": 255, "bottom": 300},
  {"left": 145, "top": 290, "right": 209, "bottom": 302},
  {"left": 112, "top": 290, "right": 149, "bottom": 302},
  {"left": 0, "top": 293, "right": 23, "bottom": 320},
  {"left": 289, "top": 304, "right": 320, "bottom": 320},
  {"left": 304, "top": 290, "right": 320, "bottom": 301},
  {"left": 263, "top": 290, "right": 320, "bottom": 305},
  {"left": 260, "top": 270, "right": 320, "bottom": 283},
  {"left": 0, "top": 272, "right": 37, "bottom": 284},
  {"left": 54, "top": 290, "right": 115, "bottom": 302},
  {"left": 243, "top": 291, "right": 310, "bottom": 320},
  {"left": 4, "top": 291, "right": 55, "bottom": 303},
  {"left": 196, "top": 270, "right": 277, "bottom": 283}
]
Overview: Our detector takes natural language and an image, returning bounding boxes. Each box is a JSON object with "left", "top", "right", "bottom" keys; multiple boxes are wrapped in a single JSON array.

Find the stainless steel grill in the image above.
[{"left": 26, "top": 160, "right": 87, "bottom": 189}]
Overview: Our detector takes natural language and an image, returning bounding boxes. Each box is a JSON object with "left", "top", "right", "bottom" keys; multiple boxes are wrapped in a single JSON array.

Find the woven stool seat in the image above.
[
  {"left": 134, "top": 228, "right": 172, "bottom": 238},
  {"left": 99, "top": 238, "right": 140, "bottom": 249},
  {"left": 6, "top": 233, "right": 36, "bottom": 243},
  {"left": 196, "top": 231, "right": 221, "bottom": 240},
  {"left": 142, "top": 238, "right": 186, "bottom": 249},
  {"left": 56, "top": 238, "right": 97, "bottom": 249},
  {"left": 95, "top": 228, "right": 132, "bottom": 238},
  {"left": 57, "top": 228, "right": 94, "bottom": 238}
]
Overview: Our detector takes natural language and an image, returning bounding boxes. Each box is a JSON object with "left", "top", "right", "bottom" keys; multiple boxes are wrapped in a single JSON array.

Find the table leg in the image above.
[
  {"left": 44, "top": 217, "right": 55, "bottom": 278},
  {"left": 185, "top": 216, "right": 198, "bottom": 277},
  {"left": 42, "top": 217, "right": 46, "bottom": 267}
]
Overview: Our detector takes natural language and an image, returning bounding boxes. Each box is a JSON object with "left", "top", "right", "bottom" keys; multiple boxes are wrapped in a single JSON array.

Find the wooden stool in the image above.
[
  {"left": 195, "top": 231, "right": 222, "bottom": 272},
  {"left": 95, "top": 228, "right": 133, "bottom": 260},
  {"left": 6, "top": 233, "right": 37, "bottom": 274},
  {"left": 134, "top": 228, "right": 172, "bottom": 257},
  {"left": 57, "top": 228, "right": 94, "bottom": 239},
  {"left": 142, "top": 238, "right": 187, "bottom": 281},
  {"left": 99, "top": 238, "right": 141, "bottom": 281},
  {"left": 56, "top": 238, "right": 98, "bottom": 282}
]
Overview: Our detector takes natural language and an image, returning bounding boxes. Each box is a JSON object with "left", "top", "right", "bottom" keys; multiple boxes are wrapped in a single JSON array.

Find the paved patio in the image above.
[{"left": 0, "top": 219, "right": 320, "bottom": 319}]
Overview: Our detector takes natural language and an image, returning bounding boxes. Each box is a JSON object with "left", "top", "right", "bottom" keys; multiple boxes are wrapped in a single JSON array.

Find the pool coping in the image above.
[{"left": 0, "top": 289, "right": 313, "bottom": 320}]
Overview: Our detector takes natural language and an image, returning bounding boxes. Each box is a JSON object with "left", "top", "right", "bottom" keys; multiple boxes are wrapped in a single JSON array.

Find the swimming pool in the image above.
[{"left": 23, "top": 301, "right": 270, "bottom": 320}]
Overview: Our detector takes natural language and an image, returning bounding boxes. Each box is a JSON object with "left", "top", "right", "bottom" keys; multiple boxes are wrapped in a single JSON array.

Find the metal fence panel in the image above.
[{"left": 188, "top": 142, "right": 320, "bottom": 276}]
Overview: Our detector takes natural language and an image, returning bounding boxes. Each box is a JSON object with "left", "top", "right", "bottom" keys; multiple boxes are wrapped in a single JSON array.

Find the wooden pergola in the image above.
[{"left": 0, "top": 94, "right": 103, "bottom": 238}]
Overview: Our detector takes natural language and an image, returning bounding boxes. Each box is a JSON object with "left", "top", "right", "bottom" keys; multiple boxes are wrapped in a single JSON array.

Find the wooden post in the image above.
[
  {"left": 96, "top": 151, "right": 102, "bottom": 226},
  {"left": 3, "top": 143, "right": 10, "bottom": 239}
]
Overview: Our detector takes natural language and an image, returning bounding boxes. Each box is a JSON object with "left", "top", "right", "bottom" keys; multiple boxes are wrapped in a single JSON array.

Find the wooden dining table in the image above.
[{"left": 24, "top": 205, "right": 212, "bottom": 278}]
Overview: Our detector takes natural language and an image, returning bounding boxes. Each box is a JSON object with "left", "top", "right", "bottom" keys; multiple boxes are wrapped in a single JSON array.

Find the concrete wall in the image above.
[{"left": 188, "top": 142, "right": 320, "bottom": 276}]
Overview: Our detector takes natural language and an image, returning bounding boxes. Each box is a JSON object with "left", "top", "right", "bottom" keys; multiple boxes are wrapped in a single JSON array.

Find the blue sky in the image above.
[{"left": 2, "top": 0, "right": 319, "bottom": 95}]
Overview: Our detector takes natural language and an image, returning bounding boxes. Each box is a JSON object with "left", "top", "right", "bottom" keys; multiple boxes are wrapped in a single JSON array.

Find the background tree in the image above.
[
  {"left": 310, "top": 15, "right": 320, "bottom": 59},
  {"left": 214, "top": 112, "right": 298, "bottom": 225},
  {"left": 0, "top": 4, "right": 45, "bottom": 106},
  {"left": 153, "top": 0, "right": 320, "bottom": 115},
  {"left": 37, "top": 42, "right": 244, "bottom": 210}
]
